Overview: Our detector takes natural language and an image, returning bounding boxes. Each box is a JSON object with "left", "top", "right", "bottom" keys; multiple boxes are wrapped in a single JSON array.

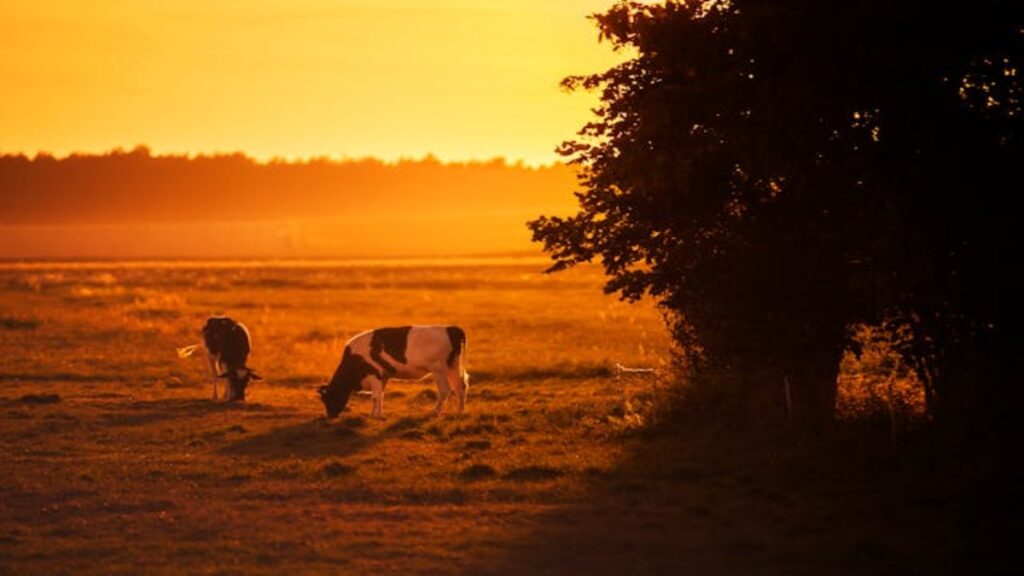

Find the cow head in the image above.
[
  {"left": 317, "top": 384, "right": 351, "bottom": 419},
  {"left": 219, "top": 367, "right": 263, "bottom": 401}
]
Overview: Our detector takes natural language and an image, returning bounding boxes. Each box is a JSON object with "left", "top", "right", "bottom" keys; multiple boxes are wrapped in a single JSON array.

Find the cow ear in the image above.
[
  {"left": 248, "top": 370, "right": 263, "bottom": 381},
  {"left": 217, "top": 372, "right": 230, "bottom": 379}
]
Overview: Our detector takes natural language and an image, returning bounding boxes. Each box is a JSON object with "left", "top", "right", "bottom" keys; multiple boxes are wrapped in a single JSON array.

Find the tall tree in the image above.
[{"left": 531, "top": 1, "right": 1022, "bottom": 429}]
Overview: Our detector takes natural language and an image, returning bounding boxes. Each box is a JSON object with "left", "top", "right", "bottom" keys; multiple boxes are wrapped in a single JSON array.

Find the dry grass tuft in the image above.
[
  {"left": 0, "top": 316, "right": 41, "bottom": 330},
  {"left": 503, "top": 465, "right": 565, "bottom": 482},
  {"left": 459, "top": 463, "right": 497, "bottom": 481},
  {"left": 322, "top": 461, "right": 357, "bottom": 477},
  {"left": 17, "top": 393, "right": 61, "bottom": 404}
]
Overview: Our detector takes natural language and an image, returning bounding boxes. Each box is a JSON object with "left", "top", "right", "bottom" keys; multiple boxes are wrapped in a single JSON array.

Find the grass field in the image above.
[{"left": 0, "top": 259, "right": 954, "bottom": 574}]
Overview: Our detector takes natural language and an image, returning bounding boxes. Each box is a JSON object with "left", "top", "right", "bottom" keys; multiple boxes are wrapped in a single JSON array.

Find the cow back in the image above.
[{"left": 202, "top": 316, "right": 251, "bottom": 367}]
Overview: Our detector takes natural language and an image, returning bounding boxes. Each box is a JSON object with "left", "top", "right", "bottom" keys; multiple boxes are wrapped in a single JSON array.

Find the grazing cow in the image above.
[
  {"left": 318, "top": 325, "right": 468, "bottom": 419},
  {"left": 178, "top": 316, "right": 262, "bottom": 401}
]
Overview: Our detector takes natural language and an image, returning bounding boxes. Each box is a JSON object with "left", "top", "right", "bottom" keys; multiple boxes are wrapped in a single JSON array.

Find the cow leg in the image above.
[
  {"left": 223, "top": 373, "right": 236, "bottom": 402},
  {"left": 206, "top": 353, "right": 220, "bottom": 400},
  {"left": 370, "top": 379, "right": 386, "bottom": 419},
  {"left": 449, "top": 369, "right": 468, "bottom": 414},
  {"left": 431, "top": 368, "right": 453, "bottom": 415}
]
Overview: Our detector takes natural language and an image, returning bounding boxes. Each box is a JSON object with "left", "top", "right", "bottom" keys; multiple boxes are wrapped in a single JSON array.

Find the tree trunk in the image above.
[{"left": 785, "top": 345, "right": 843, "bottom": 429}]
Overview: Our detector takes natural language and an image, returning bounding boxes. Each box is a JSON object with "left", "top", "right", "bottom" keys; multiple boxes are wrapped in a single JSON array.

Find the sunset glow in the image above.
[
  {"left": 0, "top": 0, "right": 624, "bottom": 164},
  {"left": 1, "top": 3, "right": 1007, "bottom": 573}
]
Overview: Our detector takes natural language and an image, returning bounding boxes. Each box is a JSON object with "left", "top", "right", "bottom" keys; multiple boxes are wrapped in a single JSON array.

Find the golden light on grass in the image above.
[
  {"left": 0, "top": 260, "right": 934, "bottom": 572},
  {"left": 0, "top": 259, "right": 668, "bottom": 571}
]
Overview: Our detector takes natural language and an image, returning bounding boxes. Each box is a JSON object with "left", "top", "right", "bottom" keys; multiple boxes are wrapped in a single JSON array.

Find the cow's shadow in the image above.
[{"left": 220, "top": 417, "right": 379, "bottom": 459}]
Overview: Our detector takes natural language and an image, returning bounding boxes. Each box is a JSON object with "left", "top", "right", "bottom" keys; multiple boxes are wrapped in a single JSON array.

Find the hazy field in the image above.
[{"left": 1, "top": 259, "right": 946, "bottom": 574}]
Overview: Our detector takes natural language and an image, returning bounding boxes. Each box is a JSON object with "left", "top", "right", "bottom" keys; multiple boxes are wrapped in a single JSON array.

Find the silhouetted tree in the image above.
[{"left": 531, "top": 1, "right": 1022, "bottom": 431}]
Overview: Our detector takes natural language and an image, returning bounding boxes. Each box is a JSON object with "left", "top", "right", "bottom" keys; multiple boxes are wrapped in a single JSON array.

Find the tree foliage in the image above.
[{"left": 531, "top": 1, "right": 1023, "bottom": 430}]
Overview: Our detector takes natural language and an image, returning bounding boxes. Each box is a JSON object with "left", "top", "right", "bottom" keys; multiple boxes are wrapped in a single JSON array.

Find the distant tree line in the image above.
[
  {"left": 532, "top": 0, "right": 1021, "bottom": 436},
  {"left": 0, "top": 147, "right": 575, "bottom": 224}
]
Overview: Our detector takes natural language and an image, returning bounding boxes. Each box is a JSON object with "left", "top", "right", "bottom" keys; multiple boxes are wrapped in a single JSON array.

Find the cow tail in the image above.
[
  {"left": 176, "top": 344, "right": 204, "bottom": 359},
  {"left": 462, "top": 336, "right": 470, "bottom": 387}
]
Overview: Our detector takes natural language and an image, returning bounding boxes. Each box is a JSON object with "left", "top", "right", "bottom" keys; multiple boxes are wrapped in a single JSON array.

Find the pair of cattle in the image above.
[{"left": 181, "top": 317, "right": 469, "bottom": 418}]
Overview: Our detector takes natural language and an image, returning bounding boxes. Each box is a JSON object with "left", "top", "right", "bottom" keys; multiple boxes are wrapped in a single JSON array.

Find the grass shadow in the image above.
[
  {"left": 221, "top": 418, "right": 379, "bottom": 459},
  {"left": 100, "top": 398, "right": 288, "bottom": 427}
]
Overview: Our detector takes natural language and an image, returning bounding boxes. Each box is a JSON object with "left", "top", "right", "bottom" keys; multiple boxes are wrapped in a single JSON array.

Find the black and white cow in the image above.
[
  {"left": 178, "top": 316, "right": 262, "bottom": 401},
  {"left": 318, "top": 325, "right": 468, "bottom": 419}
]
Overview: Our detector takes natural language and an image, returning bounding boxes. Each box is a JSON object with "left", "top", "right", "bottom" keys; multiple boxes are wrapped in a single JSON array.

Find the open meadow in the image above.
[{"left": 1, "top": 259, "right": 955, "bottom": 574}]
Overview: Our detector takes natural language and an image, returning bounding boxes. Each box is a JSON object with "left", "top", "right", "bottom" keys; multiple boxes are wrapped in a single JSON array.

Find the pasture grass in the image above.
[{"left": 0, "top": 260, "right": 960, "bottom": 574}]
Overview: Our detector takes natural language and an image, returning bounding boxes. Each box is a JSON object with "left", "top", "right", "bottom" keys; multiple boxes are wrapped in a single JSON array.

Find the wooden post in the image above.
[
  {"left": 615, "top": 363, "right": 627, "bottom": 416},
  {"left": 615, "top": 363, "right": 657, "bottom": 422}
]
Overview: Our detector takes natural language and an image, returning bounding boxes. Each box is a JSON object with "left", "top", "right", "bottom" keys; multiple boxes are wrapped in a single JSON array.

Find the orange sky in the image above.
[{"left": 0, "top": 0, "right": 625, "bottom": 165}]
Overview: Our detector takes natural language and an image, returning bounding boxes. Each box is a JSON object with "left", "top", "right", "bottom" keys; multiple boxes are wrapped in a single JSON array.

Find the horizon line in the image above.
[
  {"left": 0, "top": 250, "right": 549, "bottom": 264},
  {"left": 0, "top": 145, "right": 569, "bottom": 169}
]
